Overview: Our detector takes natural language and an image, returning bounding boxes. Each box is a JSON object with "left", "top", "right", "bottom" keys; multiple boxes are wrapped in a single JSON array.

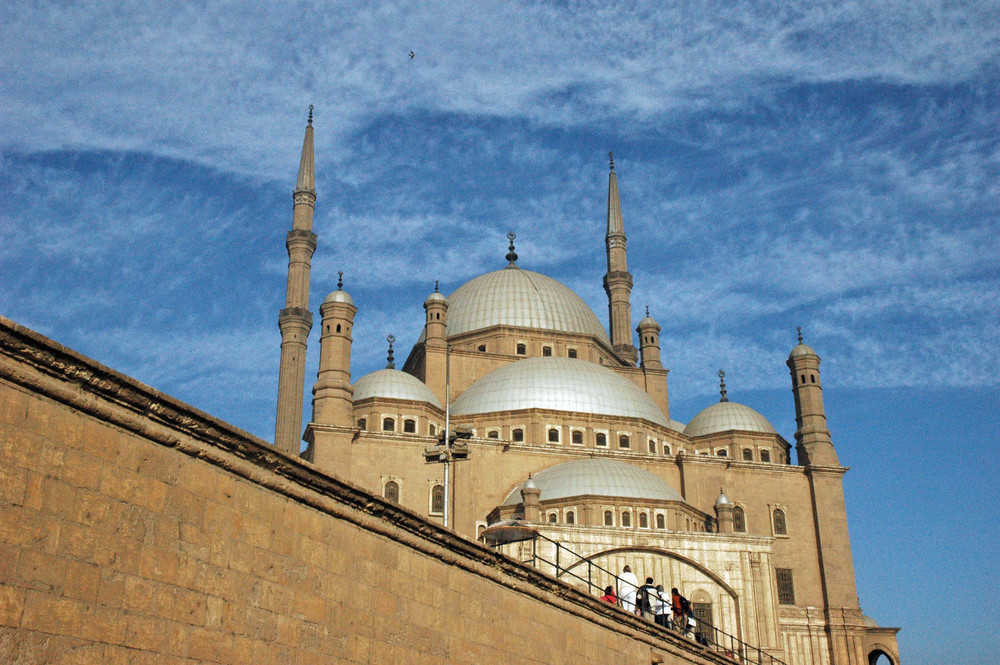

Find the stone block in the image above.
[
  {"left": 0, "top": 466, "right": 28, "bottom": 505},
  {"left": 0, "top": 584, "right": 25, "bottom": 627},
  {"left": 20, "top": 590, "right": 83, "bottom": 637}
]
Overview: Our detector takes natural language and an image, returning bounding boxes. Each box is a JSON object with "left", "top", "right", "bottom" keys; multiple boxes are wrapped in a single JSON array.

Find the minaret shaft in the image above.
[
  {"left": 603, "top": 156, "right": 637, "bottom": 365},
  {"left": 275, "top": 114, "right": 317, "bottom": 455}
]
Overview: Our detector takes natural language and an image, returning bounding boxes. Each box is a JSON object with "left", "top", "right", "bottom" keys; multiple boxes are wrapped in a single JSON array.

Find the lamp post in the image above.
[{"left": 424, "top": 342, "right": 470, "bottom": 528}]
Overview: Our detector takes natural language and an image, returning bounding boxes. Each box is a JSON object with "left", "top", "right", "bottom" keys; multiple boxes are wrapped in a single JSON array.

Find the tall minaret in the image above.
[
  {"left": 787, "top": 327, "right": 840, "bottom": 467},
  {"left": 274, "top": 106, "right": 318, "bottom": 455},
  {"left": 603, "top": 152, "right": 638, "bottom": 365}
]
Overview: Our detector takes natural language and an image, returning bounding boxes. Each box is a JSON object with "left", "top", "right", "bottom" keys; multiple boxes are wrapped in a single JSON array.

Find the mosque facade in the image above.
[{"left": 274, "top": 116, "right": 901, "bottom": 665}]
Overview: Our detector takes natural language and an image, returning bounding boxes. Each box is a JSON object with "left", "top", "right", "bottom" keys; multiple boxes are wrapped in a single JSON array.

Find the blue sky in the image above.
[{"left": 1, "top": 2, "right": 998, "bottom": 662}]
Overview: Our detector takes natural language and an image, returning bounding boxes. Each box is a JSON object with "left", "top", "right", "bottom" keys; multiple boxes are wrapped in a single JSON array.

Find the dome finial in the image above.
[
  {"left": 434, "top": 280, "right": 439, "bottom": 293},
  {"left": 645, "top": 305, "right": 650, "bottom": 317},
  {"left": 505, "top": 231, "right": 518, "bottom": 266},
  {"left": 386, "top": 334, "right": 396, "bottom": 369},
  {"left": 307, "top": 104, "right": 313, "bottom": 126},
  {"left": 797, "top": 326, "right": 803, "bottom": 344},
  {"left": 609, "top": 151, "right": 615, "bottom": 172},
  {"left": 337, "top": 270, "right": 343, "bottom": 289},
  {"left": 718, "top": 369, "right": 728, "bottom": 402}
]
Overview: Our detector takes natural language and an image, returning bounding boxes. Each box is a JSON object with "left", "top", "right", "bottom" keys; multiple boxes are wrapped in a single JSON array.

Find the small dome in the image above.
[
  {"left": 863, "top": 615, "right": 879, "bottom": 628},
  {"left": 523, "top": 476, "right": 538, "bottom": 491},
  {"left": 425, "top": 290, "right": 447, "bottom": 305},
  {"left": 715, "top": 491, "right": 731, "bottom": 507},
  {"left": 685, "top": 401, "right": 777, "bottom": 437},
  {"left": 450, "top": 357, "right": 671, "bottom": 427},
  {"left": 503, "top": 458, "right": 685, "bottom": 506},
  {"left": 637, "top": 315, "right": 658, "bottom": 329},
  {"left": 789, "top": 343, "right": 816, "bottom": 359},
  {"left": 323, "top": 289, "right": 354, "bottom": 305},
  {"left": 352, "top": 369, "right": 442, "bottom": 408}
]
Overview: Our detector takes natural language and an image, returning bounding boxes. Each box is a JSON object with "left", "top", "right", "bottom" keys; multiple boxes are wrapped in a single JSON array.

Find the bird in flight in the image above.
[{"left": 409, "top": 51, "right": 415, "bottom": 59}]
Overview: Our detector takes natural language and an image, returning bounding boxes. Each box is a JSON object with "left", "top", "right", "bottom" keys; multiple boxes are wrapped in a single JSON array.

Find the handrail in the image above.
[{"left": 517, "top": 531, "right": 786, "bottom": 665}]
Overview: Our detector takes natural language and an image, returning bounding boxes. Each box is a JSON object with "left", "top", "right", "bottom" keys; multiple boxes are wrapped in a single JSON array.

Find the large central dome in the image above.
[{"left": 445, "top": 268, "right": 610, "bottom": 343}]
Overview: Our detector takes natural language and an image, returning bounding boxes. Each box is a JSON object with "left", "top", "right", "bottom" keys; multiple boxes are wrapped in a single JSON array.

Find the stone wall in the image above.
[{"left": 0, "top": 316, "right": 726, "bottom": 665}]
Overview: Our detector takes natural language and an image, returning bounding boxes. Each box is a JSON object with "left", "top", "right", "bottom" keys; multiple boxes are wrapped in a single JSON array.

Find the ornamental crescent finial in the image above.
[
  {"left": 609, "top": 151, "right": 615, "bottom": 171},
  {"left": 505, "top": 231, "right": 518, "bottom": 266},
  {"left": 386, "top": 334, "right": 396, "bottom": 369},
  {"left": 797, "top": 326, "right": 803, "bottom": 344},
  {"left": 718, "top": 369, "right": 728, "bottom": 402},
  {"left": 308, "top": 104, "right": 313, "bottom": 126},
  {"left": 337, "top": 270, "right": 343, "bottom": 289}
]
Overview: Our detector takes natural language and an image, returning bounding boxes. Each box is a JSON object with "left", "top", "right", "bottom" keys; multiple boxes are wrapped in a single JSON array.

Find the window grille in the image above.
[{"left": 776, "top": 568, "right": 796, "bottom": 604}]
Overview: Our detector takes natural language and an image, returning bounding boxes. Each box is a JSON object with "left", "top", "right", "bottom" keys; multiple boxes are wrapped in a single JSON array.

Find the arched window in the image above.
[
  {"left": 429, "top": 424, "right": 436, "bottom": 436},
  {"left": 595, "top": 433, "right": 607, "bottom": 447},
  {"left": 743, "top": 448, "right": 753, "bottom": 461},
  {"left": 512, "top": 428, "right": 524, "bottom": 442},
  {"left": 382, "top": 417, "right": 395, "bottom": 432},
  {"left": 656, "top": 514, "right": 665, "bottom": 529},
  {"left": 621, "top": 511, "right": 631, "bottom": 527},
  {"left": 547, "top": 428, "right": 560, "bottom": 443},
  {"left": 639, "top": 513, "right": 648, "bottom": 528},
  {"left": 487, "top": 430, "right": 499, "bottom": 439},
  {"left": 773, "top": 508, "right": 787, "bottom": 535},
  {"left": 663, "top": 445, "right": 671, "bottom": 455},
  {"left": 733, "top": 506, "right": 746, "bottom": 532},
  {"left": 542, "top": 346, "right": 552, "bottom": 356},
  {"left": 566, "top": 511, "right": 575, "bottom": 525},
  {"left": 384, "top": 481, "right": 399, "bottom": 503},
  {"left": 760, "top": 450, "right": 771, "bottom": 463},
  {"left": 604, "top": 510, "right": 613, "bottom": 526},
  {"left": 477, "top": 344, "right": 486, "bottom": 352},
  {"left": 403, "top": 419, "right": 416, "bottom": 433},
  {"left": 810, "top": 374, "right": 816, "bottom": 383},
  {"left": 516, "top": 343, "right": 526, "bottom": 355},
  {"left": 548, "top": 513, "right": 558, "bottom": 523},
  {"left": 716, "top": 449, "right": 728, "bottom": 457},
  {"left": 800, "top": 374, "right": 806, "bottom": 384},
  {"left": 567, "top": 349, "right": 577, "bottom": 358},
  {"left": 336, "top": 324, "right": 341, "bottom": 333},
  {"left": 357, "top": 418, "right": 367, "bottom": 430},
  {"left": 571, "top": 430, "right": 583, "bottom": 444},
  {"left": 618, "top": 435, "right": 630, "bottom": 449},
  {"left": 435, "top": 313, "right": 440, "bottom": 319},
  {"left": 648, "top": 440, "right": 656, "bottom": 453},
  {"left": 430, "top": 485, "right": 444, "bottom": 514}
]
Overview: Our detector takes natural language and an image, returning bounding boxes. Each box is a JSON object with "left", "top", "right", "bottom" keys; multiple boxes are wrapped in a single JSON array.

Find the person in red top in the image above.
[
  {"left": 599, "top": 585, "right": 618, "bottom": 605},
  {"left": 671, "top": 587, "right": 684, "bottom": 631}
]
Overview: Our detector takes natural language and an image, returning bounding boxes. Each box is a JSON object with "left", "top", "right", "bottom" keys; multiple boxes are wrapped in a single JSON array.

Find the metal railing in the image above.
[{"left": 519, "top": 531, "right": 786, "bottom": 665}]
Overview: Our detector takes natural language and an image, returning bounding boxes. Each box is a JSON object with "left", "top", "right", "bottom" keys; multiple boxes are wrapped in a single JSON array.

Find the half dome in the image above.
[
  {"left": 444, "top": 268, "right": 610, "bottom": 343},
  {"left": 684, "top": 401, "right": 777, "bottom": 438},
  {"left": 450, "top": 357, "right": 670, "bottom": 427},
  {"left": 503, "top": 458, "right": 685, "bottom": 506},
  {"left": 352, "top": 369, "right": 442, "bottom": 408}
]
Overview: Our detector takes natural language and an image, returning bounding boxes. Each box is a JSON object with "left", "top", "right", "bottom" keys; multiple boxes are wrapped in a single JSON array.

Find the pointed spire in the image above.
[
  {"left": 296, "top": 105, "right": 315, "bottom": 192},
  {"left": 434, "top": 280, "right": 439, "bottom": 293},
  {"left": 645, "top": 305, "right": 650, "bottom": 317},
  {"left": 505, "top": 231, "right": 518, "bottom": 267},
  {"left": 718, "top": 370, "right": 729, "bottom": 402},
  {"left": 797, "top": 326, "right": 803, "bottom": 344},
  {"left": 386, "top": 335, "right": 396, "bottom": 369},
  {"left": 337, "top": 270, "right": 344, "bottom": 289},
  {"left": 607, "top": 152, "right": 623, "bottom": 237}
]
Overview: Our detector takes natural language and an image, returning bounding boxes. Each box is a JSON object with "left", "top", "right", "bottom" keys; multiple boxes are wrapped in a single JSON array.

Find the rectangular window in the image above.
[{"left": 776, "top": 568, "right": 796, "bottom": 605}]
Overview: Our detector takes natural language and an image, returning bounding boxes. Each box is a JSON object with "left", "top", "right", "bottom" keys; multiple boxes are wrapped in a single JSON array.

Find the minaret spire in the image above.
[
  {"left": 603, "top": 152, "right": 638, "bottom": 365},
  {"left": 275, "top": 106, "right": 319, "bottom": 455}
]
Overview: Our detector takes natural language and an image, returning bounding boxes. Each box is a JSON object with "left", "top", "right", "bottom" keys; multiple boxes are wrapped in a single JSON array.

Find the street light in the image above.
[{"left": 421, "top": 343, "right": 471, "bottom": 527}]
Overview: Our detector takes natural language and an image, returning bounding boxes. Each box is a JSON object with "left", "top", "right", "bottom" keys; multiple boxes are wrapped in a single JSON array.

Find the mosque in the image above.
[{"left": 273, "top": 112, "right": 901, "bottom": 665}]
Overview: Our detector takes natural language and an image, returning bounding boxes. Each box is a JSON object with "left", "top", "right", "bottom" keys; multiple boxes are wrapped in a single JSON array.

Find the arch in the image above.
[
  {"left": 733, "top": 506, "right": 746, "bottom": 533},
  {"left": 655, "top": 514, "right": 665, "bottom": 529},
  {"left": 567, "top": 348, "right": 577, "bottom": 358},
  {"left": 571, "top": 430, "right": 583, "bottom": 444},
  {"left": 383, "top": 481, "right": 399, "bottom": 503},
  {"left": 336, "top": 323, "right": 341, "bottom": 333},
  {"left": 639, "top": 512, "right": 648, "bottom": 528},
  {"left": 547, "top": 428, "right": 560, "bottom": 443},
  {"left": 566, "top": 511, "right": 575, "bottom": 525},
  {"left": 516, "top": 343, "right": 526, "bottom": 355},
  {"left": 512, "top": 428, "right": 524, "bottom": 442},
  {"left": 760, "top": 449, "right": 771, "bottom": 463},
  {"left": 548, "top": 512, "right": 558, "bottom": 523},
  {"left": 562, "top": 544, "right": 744, "bottom": 644},
  {"left": 742, "top": 448, "right": 753, "bottom": 461},
  {"left": 542, "top": 346, "right": 552, "bottom": 356},
  {"left": 382, "top": 417, "right": 395, "bottom": 432},
  {"left": 595, "top": 432, "right": 607, "bottom": 447},
  {"left": 603, "top": 510, "right": 613, "bottom": 526},
  {"left": 403, "top": 418, "right": 416, "bottom": 433},
  {"left": 618, "top": 434, "right": 630, "bottom": 449},
  {"left": 715, "top": 449, "right": 728, "bottom": 457},
  {"left": 621, "top": 511, "right": 631, "bottom": 527},
  {"left": 867, "top": 646, "right": 897, "bottom": 665},
  {"left": 357, "top": 418, "right": 367, "bottom": 430}
]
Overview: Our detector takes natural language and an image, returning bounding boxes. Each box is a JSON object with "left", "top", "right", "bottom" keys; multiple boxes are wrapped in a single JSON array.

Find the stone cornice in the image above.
[{"left": 0, "top": 315, "right": 728, "bottom": 665}]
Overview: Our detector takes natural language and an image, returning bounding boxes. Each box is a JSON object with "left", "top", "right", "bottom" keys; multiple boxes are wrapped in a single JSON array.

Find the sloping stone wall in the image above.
[{"left": 0, "top": 316, "right": 724, "bottom": 665}]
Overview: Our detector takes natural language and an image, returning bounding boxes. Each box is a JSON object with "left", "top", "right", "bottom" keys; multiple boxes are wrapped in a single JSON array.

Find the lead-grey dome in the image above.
[
  {"left": 503, "top": 458, "right": 685, "bottom": 506},
  {"left": 450, "top": 357, "right": 672, "bottom": 427},
  {"left": 352, "top": 369, "right": 442, "bottom": 408},
  {"left": 684, "top": 401, "right": 777, "bottom": 437},
  {"left": 444, "top": 268, "right": 611, "bottom": 343}
]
